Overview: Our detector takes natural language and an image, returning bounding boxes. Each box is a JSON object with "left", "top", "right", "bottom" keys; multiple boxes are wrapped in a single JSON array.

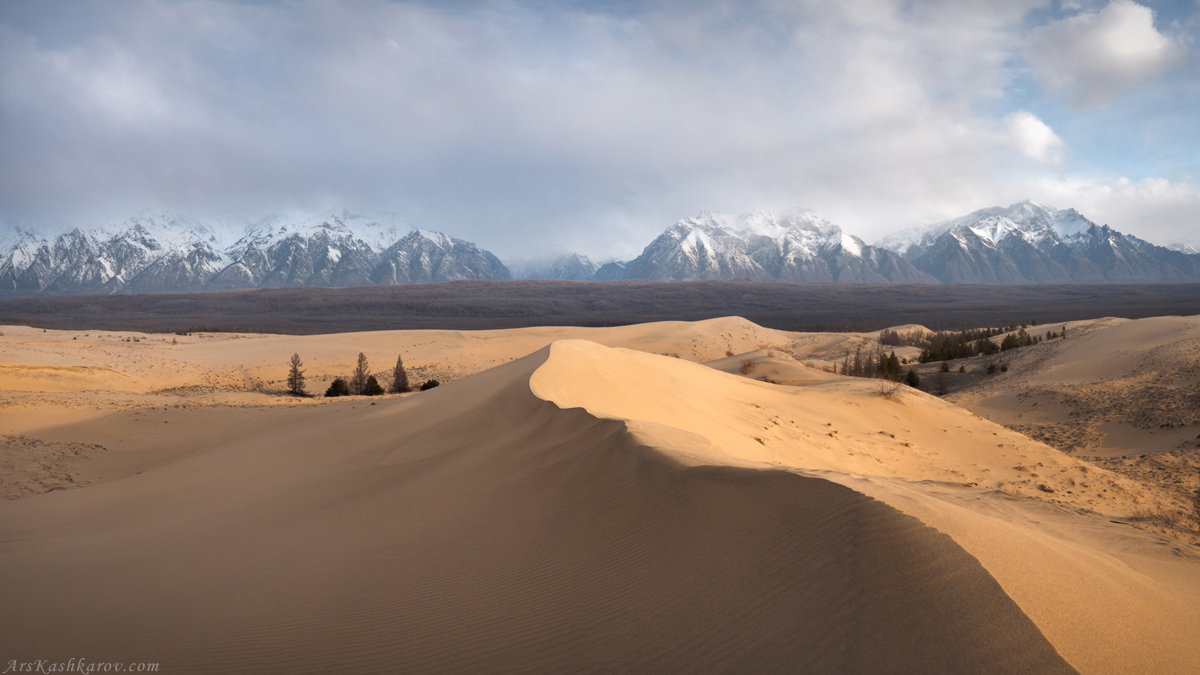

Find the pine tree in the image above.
[
  {"left": 390, "top": 354, "right": 410, "bottom": 394},
  {"left": 350, "top": 352, "right": 370, "bottom": 395},
  {"left": 287, "top": 353, "right": 307, "bottom": 396}
]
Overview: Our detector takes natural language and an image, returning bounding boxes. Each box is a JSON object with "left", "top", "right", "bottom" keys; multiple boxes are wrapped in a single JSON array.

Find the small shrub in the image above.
[
  {"left": 986, "top": 363, "right": 997, "bottom": 375},
  {"left": 325, "top": 378, "right": 350, "bottom": 397},
  {"left": 363, "top": 375, "right": 385, "bottom": 396},
  {"left": 739, "top": 359, "right": 755, "bottom": 375},
  {"left": 420, "top": 379, "right": 440, "bottom": 391},
  {"left": 940, "top": 362, "right": 950, "bottom": 373},
  {"left": 958, "top": 365, "right": 965, "bottom": 373},
  {"left": 1000, "top": 364, "right": 1008, "bottom": 373}
]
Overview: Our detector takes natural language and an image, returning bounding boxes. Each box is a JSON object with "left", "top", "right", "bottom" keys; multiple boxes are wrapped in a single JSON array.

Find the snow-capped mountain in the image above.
[
  {"left": 878, "top": 201, "right": 1200, "bottom": 284},
  {"left": 0, "top": 209, "right": 510, "bottom": 296},
  {"left": 618, "top": 209, "right": 935, "bottom": 283},
  {"left": 372, "top": 230, "right": 510, "bottom": 284}
]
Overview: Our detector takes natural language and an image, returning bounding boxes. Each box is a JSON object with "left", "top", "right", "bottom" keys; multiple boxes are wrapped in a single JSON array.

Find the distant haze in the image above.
[{"left": 1, "top": 1, "right": 1198, "bottom": 259}]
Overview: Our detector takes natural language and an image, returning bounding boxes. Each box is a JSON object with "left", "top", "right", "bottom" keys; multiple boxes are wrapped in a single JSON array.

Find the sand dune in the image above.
[
  {"left": 1, "top": 341, "right": 1075, "bottom": 674},
  {"left": 2, "top": 318, "right": 1199, "bottom": 672}
]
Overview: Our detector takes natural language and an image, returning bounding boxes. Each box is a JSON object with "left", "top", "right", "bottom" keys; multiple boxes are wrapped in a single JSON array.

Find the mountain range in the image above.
[
  {"left": 0, "top": 209, "right": 510, "bottom": 296},
  {"left": 877, "top": 201, "right": 1200, "bottom": 284},
  {"left": 1, "top": 201, "right": 1196, "bottom": 295}
]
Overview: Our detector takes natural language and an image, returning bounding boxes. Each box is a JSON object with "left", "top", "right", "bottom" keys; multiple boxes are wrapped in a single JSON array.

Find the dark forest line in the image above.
[{"left": 1, "top": 280, "right": 1198, "bottom": 335}]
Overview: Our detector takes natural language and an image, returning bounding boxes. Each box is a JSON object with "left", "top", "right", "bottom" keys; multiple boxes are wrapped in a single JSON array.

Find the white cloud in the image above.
[
  {"left": 1027, "top": 0, "right": 1184, "bottom": 108},
  {"left": 1025, "top": 175, "right": 1200, "bottom": 246},
  {"left": 0, "top": 0, "right": 1195, "bottom": 256},
  {"left": 1005, "top": 111, "right": 1066, "bottom": 163}
]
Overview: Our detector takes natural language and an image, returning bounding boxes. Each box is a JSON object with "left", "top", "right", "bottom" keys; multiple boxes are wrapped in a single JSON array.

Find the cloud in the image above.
[
  {"left": 1025, "top": 175, "right": 1200, "bottom": 246},
  {"left": 1027, "top": 0, "right": 1184, "bottom": 108},
  {"left": 0, "top": 0, "right": 1195, "bottom": 257},
  {"left": 1005, "top": 111, "right": 1066, "bottom": 163}
]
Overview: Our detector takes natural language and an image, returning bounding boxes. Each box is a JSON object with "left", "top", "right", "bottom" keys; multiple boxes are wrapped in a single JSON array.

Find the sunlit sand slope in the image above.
[{"left": 0, "top": 342, "right": 1074, "bottom": 673}]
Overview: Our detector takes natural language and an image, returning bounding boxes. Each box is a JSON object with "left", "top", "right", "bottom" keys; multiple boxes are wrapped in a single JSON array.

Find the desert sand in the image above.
[{"left": 2, "top": 317, "right": 1199, "bottom": 673}]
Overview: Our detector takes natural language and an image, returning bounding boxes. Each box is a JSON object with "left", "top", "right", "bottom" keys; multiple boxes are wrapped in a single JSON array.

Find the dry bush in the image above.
[
  {"left": 739, "top": 359, "right": 755, "bottom": 375},
  {"left": 877, "top": 378, "right": 904, "bottom": 399},
  {"left": 1130, "top": 506, "right": 1183, "bottom": 528},
  {"left": 766, "top": 349, "right": 777, "bottom": 357}
]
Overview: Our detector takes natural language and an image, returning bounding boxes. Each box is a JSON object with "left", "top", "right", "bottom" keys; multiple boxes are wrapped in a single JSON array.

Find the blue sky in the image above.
[{"left": 1, "top": 0, "right": 1197, "bottom": 258}]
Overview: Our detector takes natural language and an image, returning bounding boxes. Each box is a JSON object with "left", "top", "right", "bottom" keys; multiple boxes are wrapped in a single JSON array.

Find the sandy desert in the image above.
[{"left": 2, "top": 315, "right": 1199, "bottom": 673}]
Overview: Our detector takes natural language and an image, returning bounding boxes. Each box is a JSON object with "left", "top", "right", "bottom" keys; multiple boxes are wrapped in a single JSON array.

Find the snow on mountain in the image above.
[
  {"left": 876, "top": 200, "right": 1200, "bottom": 284},
  {"left": 0, "top": 209, "right": 509, "bottom": 295},
  {"left": 372, "top": 230, "right": 510, "bottom": 284},
  {"left": 1, "top": 201, "right": 1195, "bottom": 294},
  {"left": 620, "top": 209, "right": 933, "bottom": 283}
]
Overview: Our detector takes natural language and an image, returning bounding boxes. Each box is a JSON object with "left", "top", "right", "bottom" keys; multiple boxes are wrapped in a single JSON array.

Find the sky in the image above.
[{"left": 0, "top": 0, "right": 1198, "bottom": 259}]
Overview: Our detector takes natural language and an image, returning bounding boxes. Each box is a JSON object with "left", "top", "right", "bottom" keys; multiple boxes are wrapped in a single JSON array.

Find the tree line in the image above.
[
  {"left": 286, "top": 352, "right": 440, "bottom": 398},
  {"left": 916, "top": 323, "right": 1066, "bottom": 364}
]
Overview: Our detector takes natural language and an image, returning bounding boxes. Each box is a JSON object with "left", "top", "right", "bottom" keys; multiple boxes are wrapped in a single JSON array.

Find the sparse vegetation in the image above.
[
  {"left": 740, "top": 359, "right": 755, "bottom": 375},
  {"left": 420, "top": 379, "right": 440, "bottom": 391}
]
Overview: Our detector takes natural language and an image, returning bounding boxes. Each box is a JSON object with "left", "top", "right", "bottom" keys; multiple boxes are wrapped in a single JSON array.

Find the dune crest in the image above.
[{"left": 529, "top": 340, "right": 1200, "bottom": 674}]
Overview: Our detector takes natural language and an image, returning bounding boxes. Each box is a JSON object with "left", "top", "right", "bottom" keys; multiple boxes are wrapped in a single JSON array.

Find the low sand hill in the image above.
[
  {"left": 704, "top": 348, "right": 846, "bottom": 385},
  {"left": 934, "top": 316, "right": 1200, "bottom": 531},
  {"left": 2, "top": 339, "right": 1199, "bottom": 673},
  {"left": 944, "top": 315, "right": 1200, "bottom": 457},
  {"left": 0, "top": 317, "right": 795, "bottom": 401}
]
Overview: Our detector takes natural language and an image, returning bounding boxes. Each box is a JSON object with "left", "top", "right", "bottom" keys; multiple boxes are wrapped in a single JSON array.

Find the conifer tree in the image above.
[
  {"left": 351, "top": 352, "right": 370, "bottom": 395},
  {"left": 390, "top": 354, "right": 410, "bottom": 394},
  {"left": 287, "top": 353, "right": 306, "bottom": 396},
  {"left": 905, "top": 368, "right": 920, "bottom": 388}
]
